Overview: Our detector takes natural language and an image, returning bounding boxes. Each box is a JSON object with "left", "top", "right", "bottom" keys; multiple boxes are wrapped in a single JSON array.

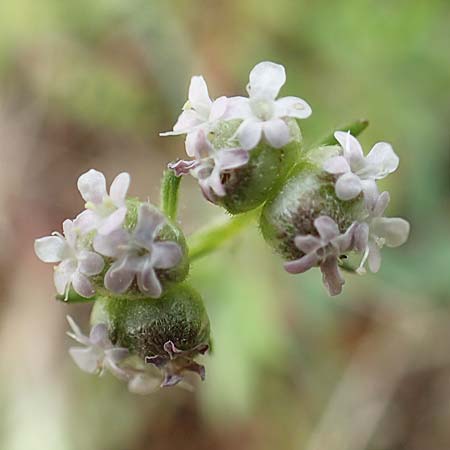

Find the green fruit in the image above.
[
  {"left": 91, "top": 283, "right": 210, "bottom": 360},
  {"left": 209, "top": 119, "right": 302, "bottom": 214},
  {"left": 260, "top": 162, "right": 366, "bottom": 260}
]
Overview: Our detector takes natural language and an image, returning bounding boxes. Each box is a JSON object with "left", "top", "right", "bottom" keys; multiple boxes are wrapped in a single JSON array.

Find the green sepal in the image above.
[{"left": 56, "top": 289, "right": 96, "bottom": 303}]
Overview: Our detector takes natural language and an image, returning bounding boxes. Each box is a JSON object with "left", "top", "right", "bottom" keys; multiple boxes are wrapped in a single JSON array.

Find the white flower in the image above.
[
  {"left": 160, "top": 75, "right": 229, "bottom": 157},
  {"left": 75, "top": 169, "right": 130, "bottom": 235},
  {"left": 93, "top": 203, "right": 182, "bottom": 297},
  {"left": 354, "top": 191, "right": 410, "bottom": 273},
  {"left": 284, "top": 216, "right": 356, "bottom": 296},
  {"left": 168, "top": 129, "right": 249, "bottom": 202},
  {"left": 66, "top": 315, "right": 130, "bottom": 378},
  {"left": 34, "top": 219, "right": 104, "bottom": 298},
  {"left": 323, "top": 131, "right": 399, "bottom": 203},
  {"left": 229, "top": 61, "right": 312, "bottom": 150}
]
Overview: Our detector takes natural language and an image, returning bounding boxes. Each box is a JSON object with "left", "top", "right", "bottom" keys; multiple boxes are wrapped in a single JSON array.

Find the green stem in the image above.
[
  {"left": 315, "top": 119, "right": 369, "bottom": 147},
  {"left": 160, "top": 169, "right": 181, "bottom": 221},
  {"left": 188, "top": 209, "right": 260, "bottom": 261}
]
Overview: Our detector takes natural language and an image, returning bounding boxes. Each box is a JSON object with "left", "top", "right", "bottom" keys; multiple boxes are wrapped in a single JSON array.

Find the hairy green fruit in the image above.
[
  {"left": 210, "top": 119, "right": 302, "bottom": 214},
  {"left": 260, "top": 162, "right": 366, "bottom": 260}
]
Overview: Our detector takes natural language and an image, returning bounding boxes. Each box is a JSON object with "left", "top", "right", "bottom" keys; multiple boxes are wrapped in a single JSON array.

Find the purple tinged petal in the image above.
[
  {"left": 367, "top": 240, "right": 382, "bottom": 273},
  {"left": 105, "top": 347, "right": 129, "bottom": 364},
  {"left": 371, "top": 217, "right": 410, "bottom": 247},
  {"left": 294, "top": 235, "right": 322, "bottom": 253},
  {"left": 77, "top": 169, "right": 107, "bottom": 204},
  {"left": 136, "top": 263, "right": 162, "bottom": 298},
  {"left": 360, "top": 179, "right": 379, "bottom": 208},
  {"left": 72, "top": 272, "right": 95, "bottom": 298},
  {"left": 104, "top": 258, "right": 136, "bottom": 294},
  {"left": 364, "top": 142, "right": 399, "bottom": 178},
  {"left": 320, "top": 257, "right": 344, "bottom": 296},
  {"left": 209, "top": 96, "right": 228, "bottom": 121},
  {"left": 224, "top": 96, "right": 252, "bottom": 119},
  {"left": 323, "top": 156, "right": 351, "bottom": 174},
  {"left": 89, "top": 323, "right": 110, "bottom": 347},
  {"left": 284, "top": 252, "right": 319, "bottom": 274},
  {"left": 263, "top": 118, "right": 291, "bottom": 148},
  {"left": 62, "top": 219, "right": 77, "bottom": 247},
  {"left": 73, "top": 209, "right": 98, "bottom": 234},
  {"left": 78, "top": 251, "right": 104, "bottom": 276},
  {"left": 248, "top": 61, "right": 286, "bottom": 100},
  {"left": 98, "top": 207, "right": 127, "bottom": 235},
  {"left": 335, "top": 172, "right": 363, "bottom": 200},
  {"left": 93, "top": 229, "right": 129, "bottom": 258},
  {"left": 332, "top": 222, "right": 357, "bottom": 253},
  {"left": 237, "top": 119, "right": 263, "bottom": 150},
  {"left": 216, "top": 149, "right": 249, "bottom": 170},
  {"left": 69, "top": 347, "right": 100, "bottom": 374},
  {"left": 275, "top": 96, "right": 312, "bottom": 119},
  {"left": 170, "top": 110, "right": 202, "bottom": 134},
  {"left": 314, "top": 216, "right": 340, "bottom": 242},
  {"left": 372, "top": 191, "right": 390, "bottom": 217},
  {"left": 188, "top": 75, "right": 212, "bottom": 112},
  {"left": 109, "top": 172, "right": 130, "bottom": 205},
  {"left": 199, "top": 179, "right": 217, "bottom": 203},
  {"left": 207, "top": 167, "right": 226, "bottom": 197},
  {"left": 151, "top": 241, "right": 182, "bottom": 269},
  {"left": 353, "top": 223, "right": 370, "bottom": 252},
  {"left": 168, "top": 159, "right": 198, "bottom": 176},
  {"left": 134, "top": 204, "right": 165, "bottom": 246},
  {"left": 54, "top": 260, "right": 76, "bottom": 295},
  {"left": 34, "top": 235, "right": 66, "bottom": 263},
  {"left": 334, "top": 131, "right": 364, "bottom": 168}
]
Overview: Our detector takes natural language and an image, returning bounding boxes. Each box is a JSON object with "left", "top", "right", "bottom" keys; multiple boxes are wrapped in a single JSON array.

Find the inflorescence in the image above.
[{"left": 35, "top": 61, "right": 410, "bottom": 393}]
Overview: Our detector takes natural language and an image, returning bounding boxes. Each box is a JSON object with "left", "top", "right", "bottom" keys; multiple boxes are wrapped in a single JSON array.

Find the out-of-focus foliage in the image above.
[{"left": 0, "top": 1, "right": 449, "bottom": 449}]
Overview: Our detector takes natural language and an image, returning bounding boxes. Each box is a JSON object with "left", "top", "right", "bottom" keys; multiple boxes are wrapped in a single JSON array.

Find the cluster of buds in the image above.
[{"left": 35, "top": 61, "right": 410, "bottom": 394}]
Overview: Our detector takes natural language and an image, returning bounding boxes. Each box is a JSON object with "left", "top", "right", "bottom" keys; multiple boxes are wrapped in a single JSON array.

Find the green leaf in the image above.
[
  {"left": 316, "top": 119, "right": 369, "bottom": 147},
  {"left": 160, "top": 169, "right": 181, "bottom": 221}
]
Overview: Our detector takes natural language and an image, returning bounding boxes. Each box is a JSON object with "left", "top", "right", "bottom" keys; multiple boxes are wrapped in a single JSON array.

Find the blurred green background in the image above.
[{"left": 0, "top": 1, "right": 449, "bottom": 449}]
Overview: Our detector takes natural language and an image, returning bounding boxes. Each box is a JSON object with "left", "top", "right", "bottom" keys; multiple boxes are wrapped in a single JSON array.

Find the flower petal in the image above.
[
  {"left": 89, "top": 323, "right": 110, "bottom": 347},
  {"left": 109, "top": 172, "right": 130, "bottom": 205},
  {"left": 248, "top": 61, "right": 286, "bottom": 100},
  {"left": 263, "top": 118, "right": 291, "bottom": 148},
  {"left": 69, "top": 347, "right": 101, "bottom": 374},
  {"left": 66, "top": 315, "right": 91, "bottom": 345},
  {"left": 224, "top": 96, "right": 252, "bottom": 120},
  {"left": 275, "top": 96, "right": 312, "bottom": 119},
  {"left": 209, "top": 96, "right": 228, "bottom": 121},
  {"left": 323, "top": 156, "right": 351, "bottom": 174},
  {"left": 104, "top": 258, "right": 136, "bottom": 294},
  {"left": 334, "top": 131, "right": 364, "bottom": 168},
  {"left": 335, "top": 172, "right": 362, "bottom": 201},
  {"left": 320, "top": 257, "right": 344, "bottom": 296},
  {"left": 34, "top": 236, "right": 66, "bottom": 263},
  {"left": 168, "top": 159, "right": 198, "bottom": 176},
  {"left": 294, "top": 235, "right": 322, "bottom": 254},
  {"left": 134, "top": 204, "right": 165, "bottom": 248},
  {"left": 371, "top": 217, "right": 410, "bottom": 247},
  {"left": 367, "top": 240, "right": 382, "bottom": 273},
  {"left": 188, "top": 75, "right": 212, "bottom": 113},
  {"left": 170, "top": 110, "right": 202, "bottom": 134},
  {"left": 73, "top": 209, "right": 98, "bottom": 234},
  {"left": 151, "top": 241, "right": 182, "bottom": 269},
  {"left": 77, "top": 169, "right": 107, "bottom": 204},
  {"left": 207, "top": 167, "right": 226, "bottom": 197},
  {"left": 237, "top": 119, "right": 263, "bottom": 150},
  {"left": 93, "top": 229, "right": 129, "bottom": 258},
  {"left": 190, "top": 129, "right": 214, "bottom": 160},
  {"left": 78, "top": 251, "right": 104, "bottom": 276},
  {"left": 72, "top": 272, "right": 95, "bottom": 298},
  {"left": 54, "top": 260, "right": 76, "bottom": 295},
  {"left": 314, "top": 216, "right": 340, "bottom": 242},
  {"left": 353, "top": 222, "right": 369, "bottom": 252},
  {"left": 364, "top": 142, "right": 399, "bottom": 179},
  {"left": 361, "top": 179, "right": 379, "bottom": 207},
  {"left": 136, "top": 263, "right": 162, "bottom": 298},
  {"left": 284, "top": 252, "right": 318, "bottom": 274},
  {"left": 216, "top": 149, "right": 249, "bottom": 171},
  {"left": 98, "top": 207, "right": 127, "bottom": 235},
  {"left": 128, "top": 373, "right": 160, "bottom": 395},
  {"left": 372, "top": 191, "right": 390, "bottom": 217}
]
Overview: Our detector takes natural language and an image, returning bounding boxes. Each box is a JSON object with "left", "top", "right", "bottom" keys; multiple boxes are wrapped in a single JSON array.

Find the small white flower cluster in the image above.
[
  {"left": 162, "top": 61, "right": 312, "bottom": 200},
  {"left": 34, "top": 169, "right": 182, "bottom": 299},
  {"left": 67, "top": 316, "right": 161, "bottom": 394},
  {"left": 286, "top": 132, "right": 410, "bottom": 295}
]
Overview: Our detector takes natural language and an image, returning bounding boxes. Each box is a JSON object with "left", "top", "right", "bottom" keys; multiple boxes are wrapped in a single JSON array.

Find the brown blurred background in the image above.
[{"left": 1, "top": 1, "right": 450, "bottom": 449}]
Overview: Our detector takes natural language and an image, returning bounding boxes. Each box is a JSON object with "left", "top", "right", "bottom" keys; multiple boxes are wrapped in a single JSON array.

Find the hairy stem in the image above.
[
  {"left": 188, "top": 209, "right": 260, "bottom": 261},
  {"left": 316, "top": 119, "right": 369, "bottom": 147},
  {"left": 160, "top": 169, "right": 181, "bottom": 221}
]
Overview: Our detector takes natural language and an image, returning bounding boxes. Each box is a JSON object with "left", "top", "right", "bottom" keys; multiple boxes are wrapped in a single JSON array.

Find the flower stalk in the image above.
[{"left": 160, "top": 169, "right": 182, "bottom": 221}]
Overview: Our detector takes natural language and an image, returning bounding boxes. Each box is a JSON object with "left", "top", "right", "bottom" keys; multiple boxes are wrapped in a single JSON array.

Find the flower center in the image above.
[
  {"left": 250, "top": 98, "right": 274, "bottom": 121},
  {"left": 86, "top": 196, "right": 117, "bottom": 218}
]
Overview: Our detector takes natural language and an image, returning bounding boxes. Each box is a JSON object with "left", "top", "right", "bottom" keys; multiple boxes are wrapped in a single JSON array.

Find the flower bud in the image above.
[
  {"left": 260, "top": 161, "right": 366, "bottom": 261},
  {"left": 90, "top": 283, "right": 210, "bottom": 386},
  {"left": 208, "top": 119, "right": 302, "bottom": 214}
]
